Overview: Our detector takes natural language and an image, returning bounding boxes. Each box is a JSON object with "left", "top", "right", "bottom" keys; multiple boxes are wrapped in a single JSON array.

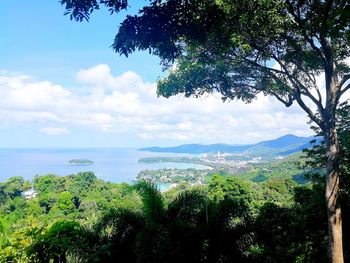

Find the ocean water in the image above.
[{"left": 0, "top": 148, "right": 206, "bottom": 183}]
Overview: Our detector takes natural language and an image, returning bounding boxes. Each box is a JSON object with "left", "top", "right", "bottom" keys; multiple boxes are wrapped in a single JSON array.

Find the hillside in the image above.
[{"left": 140, "top": 134, "right": 316, "bottom": 156}]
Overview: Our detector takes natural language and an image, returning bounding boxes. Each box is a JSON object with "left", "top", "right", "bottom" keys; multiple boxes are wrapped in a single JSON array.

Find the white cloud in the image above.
[
  {"left": 40, "top": 127, "right": 70, "bottom": 136},
  {"left": 0, "top": 64, "right": 316, "bottom": 145}
]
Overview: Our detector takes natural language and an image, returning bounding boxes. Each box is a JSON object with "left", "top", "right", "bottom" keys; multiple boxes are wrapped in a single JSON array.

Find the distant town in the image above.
[{"left": 137, "top": 152, "right": 289, "bottom": 185}]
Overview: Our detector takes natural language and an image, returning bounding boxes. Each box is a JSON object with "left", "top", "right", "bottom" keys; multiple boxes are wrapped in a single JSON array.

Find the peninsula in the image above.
[{"left": 68, "top": 159, "right": 94, "bottom": 165}]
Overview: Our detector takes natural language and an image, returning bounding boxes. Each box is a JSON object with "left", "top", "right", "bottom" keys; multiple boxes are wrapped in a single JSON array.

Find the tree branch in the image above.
[
  {"left": 270, "top": 91, "right": 293, "bottom": 107},
  {"left": 271, "top": 54, "right": 325, "bottom": 117},
  {"left": 242, "top": 52, "right": 326, "bottom": 118},
  {"left": 338, "top": 74, "right": 350, "bottom": 89},
  {"left": 285, "top": 0, "right": 327, "bottom": 65},
  {"left": 294, "top": 90, "right": 325, "bottom": 130},
  {"left": 333, "top": 74, "right": 350, "bottom": 102},
  {"left": 315, "top": 86, "right": 323, "bottom": 105},
  {"left": 241, "top": 57, "right": 290, "bottom": 78},
  {"left": 237, "top": 57, "right": 295, "bottom": 106},
  {"left": 341, "top": 83, "right": 350, "bottom": 97},
  {"left": 300, "top": 88, "right": 325, "bottom": 114}
]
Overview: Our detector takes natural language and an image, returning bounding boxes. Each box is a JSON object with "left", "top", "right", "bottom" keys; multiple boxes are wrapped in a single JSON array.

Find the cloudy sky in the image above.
[{"left": 0, "top": 1, "right": 316, "bottom": 148}]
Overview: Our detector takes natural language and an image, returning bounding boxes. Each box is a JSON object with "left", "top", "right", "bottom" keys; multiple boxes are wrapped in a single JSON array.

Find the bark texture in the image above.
[
  {"left": 324, "top": 68, "right": 344, "bottom": 262},
  {"left": 325, "top": 127, "right": 343, "bottom": 263}
]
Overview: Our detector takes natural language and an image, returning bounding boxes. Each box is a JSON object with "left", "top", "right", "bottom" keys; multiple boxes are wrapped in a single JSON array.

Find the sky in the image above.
[{"left": 0, "top": 0, "right": 317, "bottom": 148}]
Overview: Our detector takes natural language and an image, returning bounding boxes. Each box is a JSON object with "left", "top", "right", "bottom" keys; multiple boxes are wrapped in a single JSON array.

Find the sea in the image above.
[{"left": 0, "top": 148, "right": 207, "bottom": 184}]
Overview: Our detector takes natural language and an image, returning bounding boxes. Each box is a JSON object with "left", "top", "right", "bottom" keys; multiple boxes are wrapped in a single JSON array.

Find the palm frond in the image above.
[
  {"left": 134, "top": 180, "right": 165, "bottom": 224},
  {"left": 167, "top": 189, "right": 208, "bottom": 225}
]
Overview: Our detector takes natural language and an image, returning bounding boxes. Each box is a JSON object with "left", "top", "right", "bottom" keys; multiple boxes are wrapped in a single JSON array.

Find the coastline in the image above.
[{"left": 0, "top": 148, "right": 203, "bottom": 183}]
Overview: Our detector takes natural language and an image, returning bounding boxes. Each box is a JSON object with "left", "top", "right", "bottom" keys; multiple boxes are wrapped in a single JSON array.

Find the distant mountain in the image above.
[
  {"left": 255, "top": 134, "right": 313, "bottom": 148},
  {"left": 139, "top": 134, "right": 317, "bottom": 156}
]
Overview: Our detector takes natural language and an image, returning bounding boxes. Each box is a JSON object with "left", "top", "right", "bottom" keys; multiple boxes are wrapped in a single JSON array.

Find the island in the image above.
[{"left": 68, "top": 159, "right": 94, "bottom": 165}]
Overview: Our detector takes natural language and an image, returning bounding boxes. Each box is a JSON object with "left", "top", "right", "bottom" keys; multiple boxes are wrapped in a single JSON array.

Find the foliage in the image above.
[
  {"left": 0, "top": 164, "right": 348, "bottom": 262},
  {"left": 237, "top": 153, "right": 305, "bottom": 182},
  {"left": 0, "top": 172, "right": 142, "bottom": 261},
  {"left": 304, "top": 101, "right": 350, "bottom": 178},
  {"left": 26, "top": 180, "right": 255, "bottom": 262},
  {"left": 61, "top": 1, "right": 350, "bottom": 259},
  {"left": 0, "top": 176, "right": 31, "bottom": 202},
  {"left": 1, "top": 106, "right": 350, "bottom": 263},
  {"left": 302, "top": 101, "right": 350, "bottom": 260},
  {"left": 28, "top": 221, "right": 83, "bottom": 262},
  {"left": 62, "top": 0, "right": 349, "bottom": 113}
]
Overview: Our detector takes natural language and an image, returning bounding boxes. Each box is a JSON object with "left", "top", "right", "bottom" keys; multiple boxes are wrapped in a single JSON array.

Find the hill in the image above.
[{"left": 139, "top": 134, "right": 316, "bottom": 156}]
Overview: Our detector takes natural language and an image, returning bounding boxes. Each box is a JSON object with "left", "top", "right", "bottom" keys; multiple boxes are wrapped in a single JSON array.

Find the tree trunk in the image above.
[{"left": 325, "top": 126, "right": 344, "bottom": 263}]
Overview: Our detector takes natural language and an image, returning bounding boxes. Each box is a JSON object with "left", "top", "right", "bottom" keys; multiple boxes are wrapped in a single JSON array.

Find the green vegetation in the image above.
[
  {"left": 138, "top": 156, "right": 213, "bottom": 169},
  {"left": 1, "top": 102, "right": 348, "bottom": 262},
  {"left": 137, "top": 168, "right": 208, "bottom": 185},
  {"left": 139, "top": 135, "right": 311, "bottom": 156},
  {"left": 139, "top": 152, "right": 305, "bottom": 188},
  {"left": 2, "top": 99, "right": 348, "bottom": 262},
  {"left": 0, "top": 172, "right": 141, "bottom": 262},
  {"left": 237, "top": 153, "right": 306, "bottom": 183},
  {"left": 61, "top": 0, "right": 350, "bottom": 260},
  {"left": 1, "top": 169, "right": 349, "bottom": 262}
]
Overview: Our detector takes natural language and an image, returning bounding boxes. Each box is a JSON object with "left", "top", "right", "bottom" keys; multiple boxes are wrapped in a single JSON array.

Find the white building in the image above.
[{"left": 21, "top": 188, "right": 38, "bottom": 199}]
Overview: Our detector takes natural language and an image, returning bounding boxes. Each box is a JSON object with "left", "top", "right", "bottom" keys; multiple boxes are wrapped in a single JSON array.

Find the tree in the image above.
[
  {"left": 55, "top": 191, "right": 76, "bottom": 215},
  {"left": 69, "top": 181, "right": 254, "bottom": 262},
  {"left": 61, "top": 0, "right": 350, "bottom": 261},
  {"left": 303, "top": 101, "right": 350, "bottom": 260},
  {"left": 0, "top": 176, "right": 25, "bottom": 200},
  {"left": 304, "top": 101, "right": 350, "bottom": 177},
  {"left": 28, "top": 221, "right": 83, "bottom": 263}
]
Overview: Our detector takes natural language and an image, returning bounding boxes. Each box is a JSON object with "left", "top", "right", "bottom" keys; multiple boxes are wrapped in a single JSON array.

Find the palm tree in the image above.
[
  {"left": 28, "top": 180, "right": 256, "bottom": 262},
  {"left": 93, "top": 208, "right": 145, "bottom": 262}
]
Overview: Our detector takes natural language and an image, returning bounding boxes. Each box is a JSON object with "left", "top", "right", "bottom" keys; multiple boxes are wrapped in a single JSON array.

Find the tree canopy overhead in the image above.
[
  {"left": 62, "top": 0, "right": 350, "bottom": 113},
  {"left": 61, "top": 0, "right": 350, "bottom": 130},
  {"left": 61, "top": 0, "right": 350, "bottom": 262}
]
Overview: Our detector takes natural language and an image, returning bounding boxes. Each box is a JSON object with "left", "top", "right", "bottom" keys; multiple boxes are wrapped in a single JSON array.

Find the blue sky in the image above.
[
  {"left": 0, "top": 1, "right": 314, "bottom": 148},
  {"left": 0, "top": 1, "right": 162, "bottom": 84}
]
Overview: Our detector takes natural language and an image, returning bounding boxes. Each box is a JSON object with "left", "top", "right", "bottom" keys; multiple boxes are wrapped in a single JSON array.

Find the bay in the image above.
[{"left": 0, "top": 148, "right": 207, "bottom": 183}]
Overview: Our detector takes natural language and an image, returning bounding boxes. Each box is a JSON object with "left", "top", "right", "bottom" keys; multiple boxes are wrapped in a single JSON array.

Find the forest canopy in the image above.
[
  {"left": 60, "top": 1, "right": 350, "bottom": 261},
  {"left": 1, "top": 100, "right": 349, "bottom": 261}
]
